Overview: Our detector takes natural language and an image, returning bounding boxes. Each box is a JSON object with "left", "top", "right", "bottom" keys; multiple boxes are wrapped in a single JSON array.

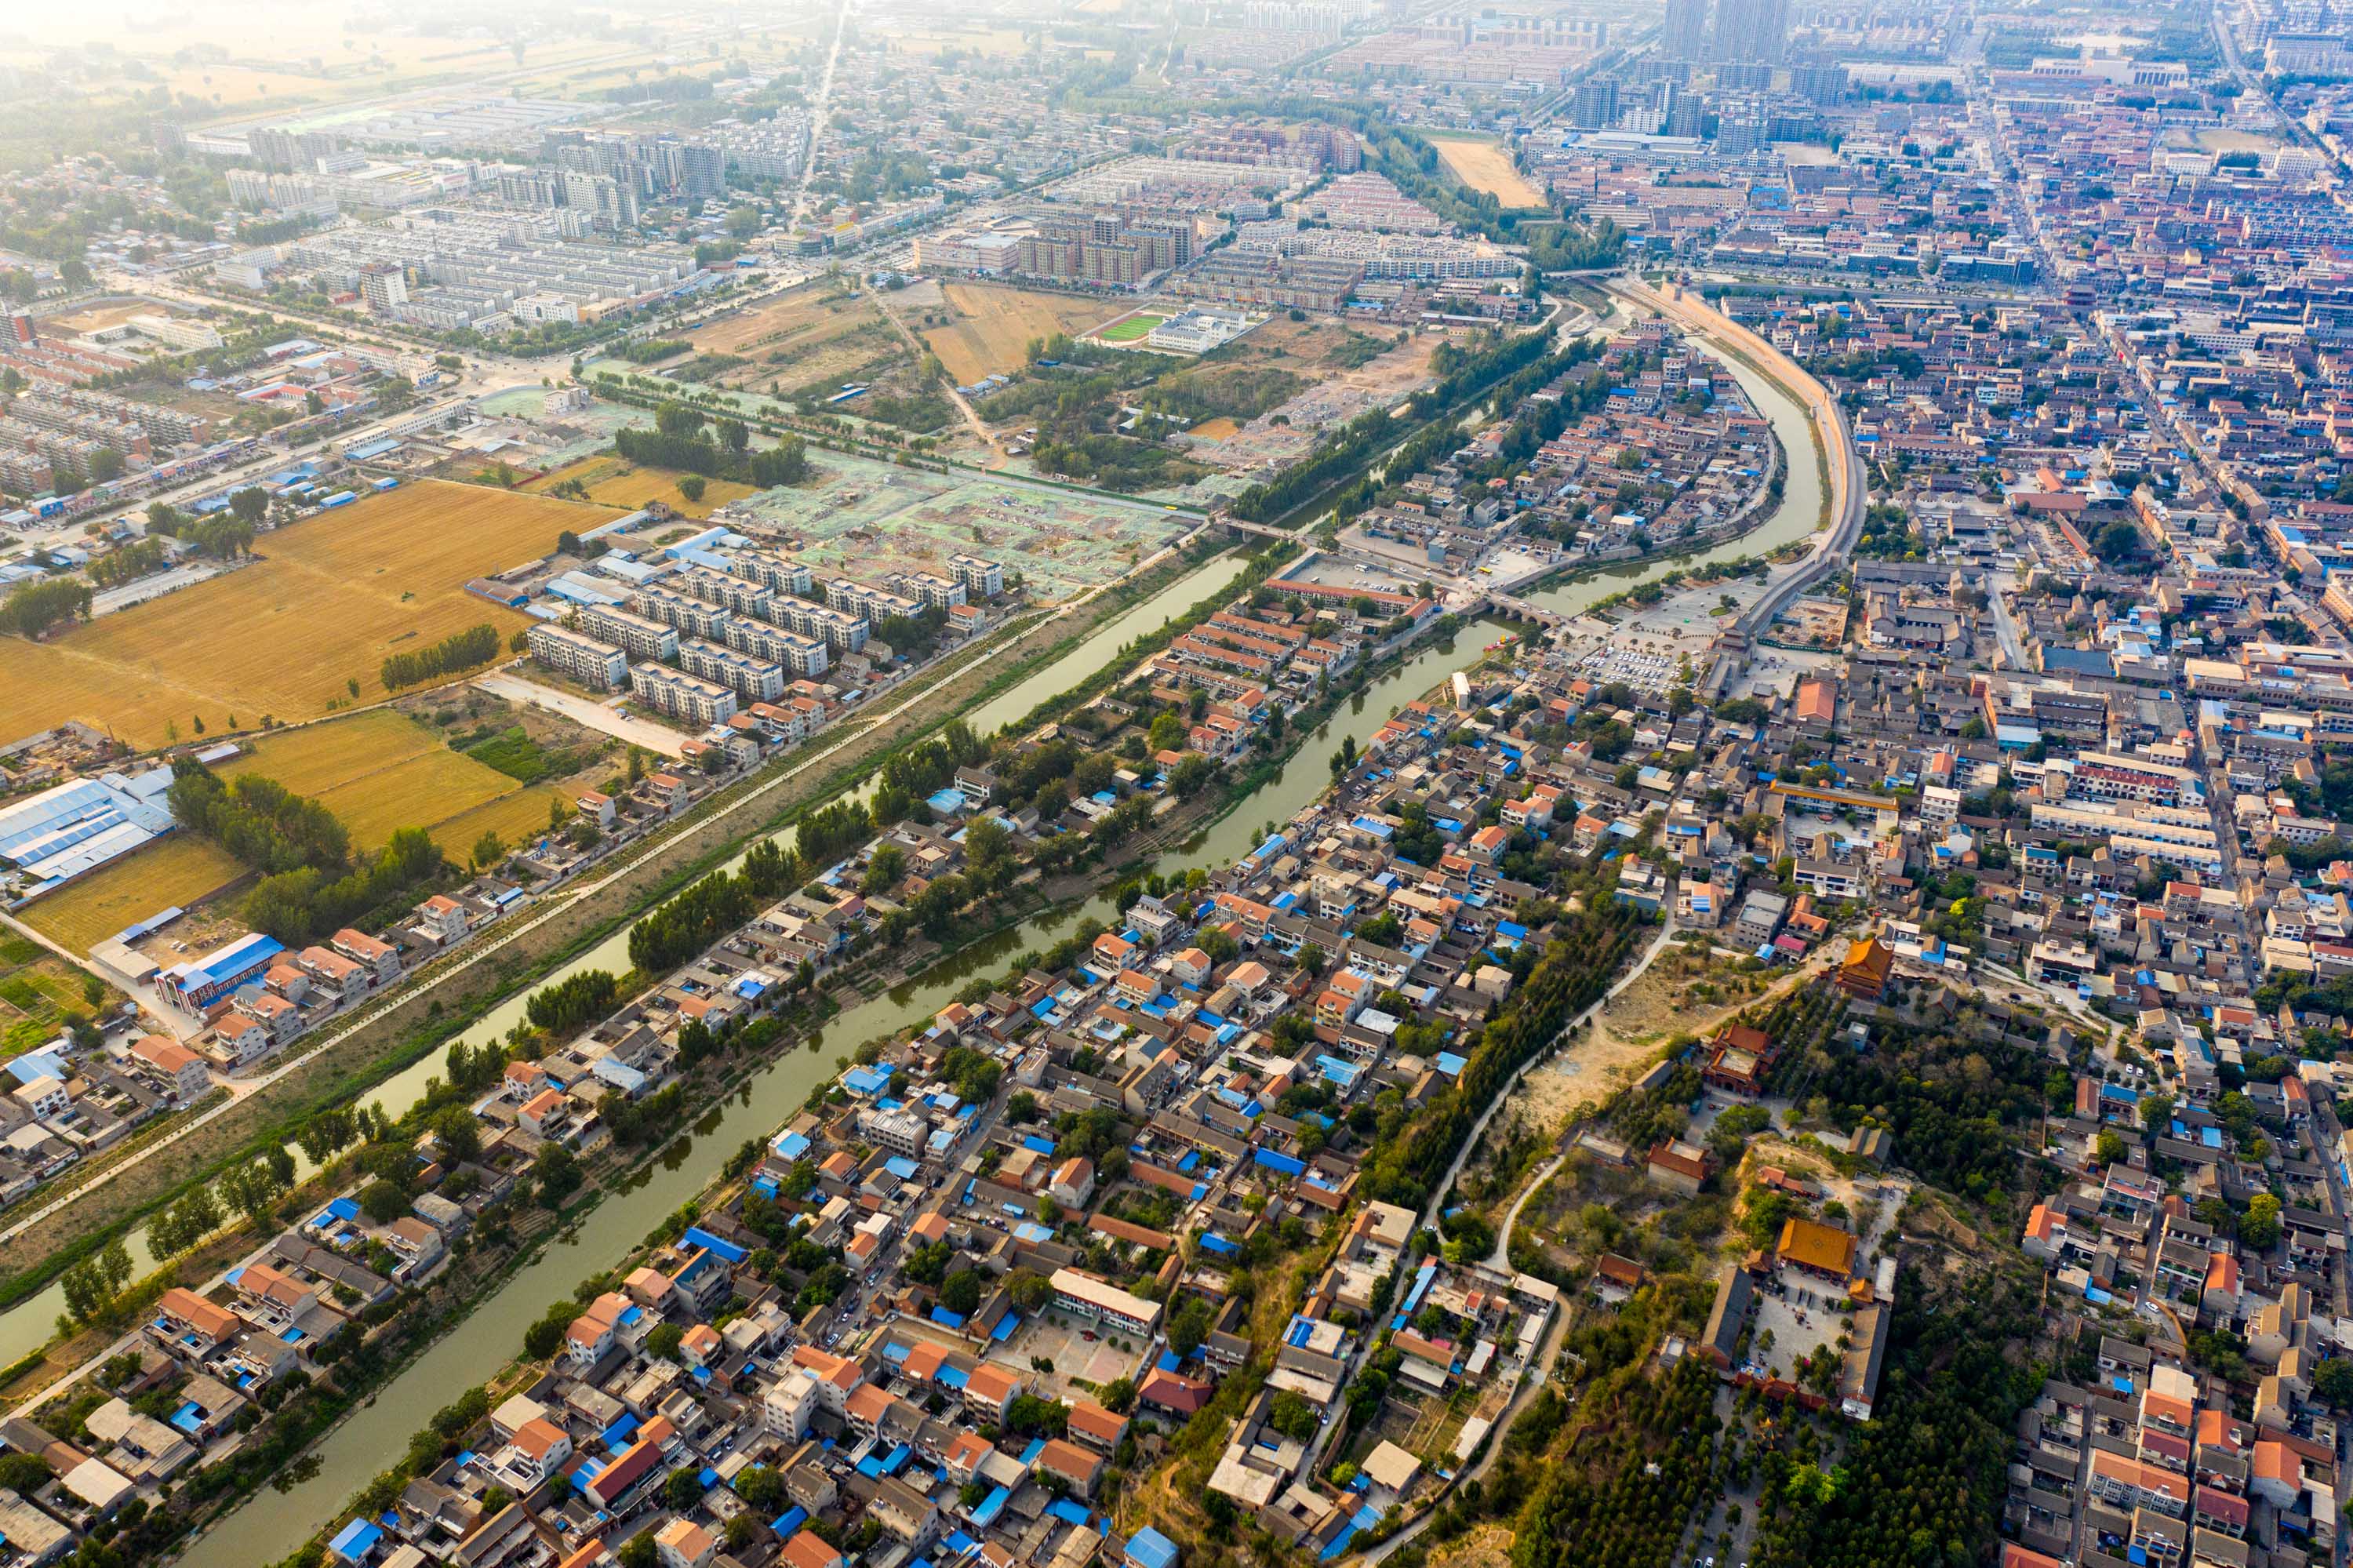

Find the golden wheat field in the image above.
[
  {"left": 526, "top": 457, "right": 758, "bottom": 518},
  {"left": 0, "top": 480, "right": 618, "bottom": 748},
  {"left": 20, "top": 835, "right": 249, "bottom": 951},
  {"left": 217, "top": 709, "right": 526, "bottom": 849}
]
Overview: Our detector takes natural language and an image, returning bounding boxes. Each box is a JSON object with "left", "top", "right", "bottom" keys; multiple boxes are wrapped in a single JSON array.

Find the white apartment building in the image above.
[
  {"left": 630, "top": 664, "right": 739, "bottom": 726},
  {"left": 529, "top": 623, "right": 629, "bottom": 691}
]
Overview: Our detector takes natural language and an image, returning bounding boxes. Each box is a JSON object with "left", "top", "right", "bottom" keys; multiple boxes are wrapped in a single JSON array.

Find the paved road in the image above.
[
  {"left": 790, "top": 0, "right": 856, "bottom": 230},
  {"left": 1306, "top": 915, "right": 1680, "bottom": 1488},
  {"left": 474, "top": 673, "right": 692, "bottom": 759},
  {"left": 1985, "top": 572, "right": 2028, "bottom": 668}
]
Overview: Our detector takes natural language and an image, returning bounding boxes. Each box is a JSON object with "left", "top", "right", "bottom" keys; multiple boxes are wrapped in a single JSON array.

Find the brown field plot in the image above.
[
  {"left": 0, "top": 479, "right": 616, "bottom": 748},
  {"left": 689, "top": 286, "right": 889, "bottom": 362},
  {"left": 1427, "top": 133, "right": 1545, "bottom": 208},
  {"left": 217, "top": 708, "right": 535, "bottom": 850},
  {"left": 527, "top": 456, "right": 757, "bottom": 518},
  {"left": 926, "top": 285, "right": 1116, "bottom": 386},
  {"left": 426, "top": 788, "right": 570, "bottom": 861},
  {"left": 45, "top": 300, "right": 150, "bottom": 336},
  {"left": 20, "top": 835, "right": 249, "bottom": 952}
]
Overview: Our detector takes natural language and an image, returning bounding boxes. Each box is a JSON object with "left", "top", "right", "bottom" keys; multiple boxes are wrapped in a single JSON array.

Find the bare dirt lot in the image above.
[
  {"left": 1424, "top": 133, "right": 1545, "bottom": 207},
  {"left": 925, "top": 284, "right": 1119, "bottom": 386},
  {"left": 685, "top": 285, "right": 904, "bottom": 396}
]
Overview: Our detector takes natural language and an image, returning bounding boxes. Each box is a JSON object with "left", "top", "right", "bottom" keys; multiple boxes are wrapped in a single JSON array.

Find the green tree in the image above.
[
  {"left": 1169, "top": 1295, "right": 1213, "bottom": 1358},
  {"left": 534, "top": 1144, "right": 583, "bottom": 1207},
  {"left": 2241, "top": 1192, "right": 2283, "bottom": 1250}
]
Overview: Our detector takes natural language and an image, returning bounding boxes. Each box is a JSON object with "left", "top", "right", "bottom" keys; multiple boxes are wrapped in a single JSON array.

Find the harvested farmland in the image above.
[
  {"left": 217, "top": 709, "right": 526, "bottom": 850},
  {"left": 0, "top": 480, "right": 618, "bottom": 748},
  {"left": 924, "top": 285, "right": 1116, "bottom": 386},
  {"left": 20, "top": 835, "right": 249, "bottom": 952}
]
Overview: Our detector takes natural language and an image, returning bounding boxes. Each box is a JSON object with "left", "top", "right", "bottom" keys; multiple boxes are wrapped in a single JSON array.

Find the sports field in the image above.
[
  {"left": 0, "top": 480, "right": 617, "bottom": 748},
  {"left": 1426, "top": 133, "right": 1545, "bottom": 208},
  {"left": 20, "top": 835, "right": 249, "bottom": 953},
  {"left": 1095, "top": 314, "right": 1166, "bottom": 344},
  {"left": 925, "top": 286, "right": 1115, "bottom": 386},
  {"left": 527, "top": 456, "right": 758, "bottom": 518}
]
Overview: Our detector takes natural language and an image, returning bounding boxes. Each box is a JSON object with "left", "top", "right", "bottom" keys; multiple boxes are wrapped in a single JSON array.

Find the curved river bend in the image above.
[{"left": 154, "top": 335, "right": 1827, "bottom": 1568}]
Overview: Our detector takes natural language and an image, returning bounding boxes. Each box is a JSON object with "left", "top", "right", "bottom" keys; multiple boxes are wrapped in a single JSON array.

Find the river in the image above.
[
  {"left": 0, "top": 557, "right": 1251, "bottom": 1367},
  {"left": 1521, "top": 327, "right": 1827, "bottom": 617},
  {"left": 169, "top": 332, "right": 1833, "bottom": 1568}
]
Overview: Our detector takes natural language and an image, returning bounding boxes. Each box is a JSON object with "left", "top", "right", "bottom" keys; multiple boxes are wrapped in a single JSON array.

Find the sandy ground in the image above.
[
  {"left": 1426, "top": 135, "right": 1545, "bottom": 208},
  {"left": 926, "top": 285, "right": 1115, "bottom": 386}
]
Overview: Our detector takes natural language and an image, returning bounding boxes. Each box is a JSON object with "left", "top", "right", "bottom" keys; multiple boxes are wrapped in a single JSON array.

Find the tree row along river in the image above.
[{"left": 85, "top": 333, "right": 1825, "bottom": 1568}]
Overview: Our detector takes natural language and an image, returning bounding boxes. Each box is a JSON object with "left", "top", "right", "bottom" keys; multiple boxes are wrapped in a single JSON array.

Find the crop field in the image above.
[
  {"left": 219, "top": 709, "right": 550, "bottom": 851},
  {"left": 0, "top": 939, "right": 113, "bottom": 1057},
  {"left": 739, "top": 449, "right": 1189, "bottom": 602},
  {"left": 0, "top": 479, "right": 616, "bottom": 748},
  {"left": 925, "top": 285, "right": 1115, "bottom": 385},
  {"left": 527, "top": 456, "right": 758, "bottom": 518},
  {"left": 426, "top": 788, "right": 571, "bottom": 862},
  {"left": 1425, "top": 132, "right": 1545, "bottom": 207},
  {"left": 1095, "top": 314, "right": 1167, "bottom": 344},
  {"left": 878, "top": 25, "right": 1036, "bottom": 56},
  {"left": 686, "top": 285, "right": 892, "bottom": 371},
  {"left": 20, "top": 835, "right": 249, "bottom": 953}
]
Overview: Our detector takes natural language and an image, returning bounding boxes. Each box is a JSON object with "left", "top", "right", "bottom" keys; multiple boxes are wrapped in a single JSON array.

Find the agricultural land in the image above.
[
  {"left": 17, "top": 836, "right": 248, "bottom": 953},
  {"left": 923, "top": 284, "right": 1115, "bottom": 386},
  {"left": 0, "top": 479, "right": 617, "bottom": 747}
]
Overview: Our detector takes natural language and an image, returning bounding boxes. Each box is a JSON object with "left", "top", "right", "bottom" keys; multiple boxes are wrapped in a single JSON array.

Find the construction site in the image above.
[{"left": 727, "top": 451, "right": 1193, "bottom": 602}]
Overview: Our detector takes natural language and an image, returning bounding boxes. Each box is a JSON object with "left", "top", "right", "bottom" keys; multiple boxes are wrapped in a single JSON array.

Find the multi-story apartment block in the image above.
[
  {"left": 677, "top": 565, "right": 773, "bottom": 620},
  {"left": 733, "top": 550, "right": 816, "bottom": 599},
  {"left": 529, "top": 624, "right": 629, "bottom": 691},
  {"left": 824, "top": 578, "right": 924, "bottom": 624},
  {"left": 576, "top": 603, "right": 680, "bottom": 662},
  {"left": 949, "top": 555, "right": 1004, "bottom": 599},
  {"left": 725, "top": 617, "right": 831, "bottom": 678},
  {"left": 678, "top": 638, "right": 787, "bottom": 703},
  {"left": 630, "top": 664, "right": 739, "bottom": 726},
  {"left": 889, "top": 571, "right": 967, "bottom": 613},
  {"left": 634, "top": 585, "right": 734, "bottom": 641},
  {"left": 771, "top": 598, "right": 870, "bottom": 654}
]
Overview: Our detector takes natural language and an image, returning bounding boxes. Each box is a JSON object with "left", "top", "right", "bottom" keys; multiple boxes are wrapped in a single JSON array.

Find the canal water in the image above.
[
  {"left": 1522, "top": 330, "right": 1827, "bottom": 617},
  {"left": 0, "top": 558, "right": 1252, "bottom": 1368},
  {"left": 168, "top": 333, "right": 1834, "bottom": 1568}
]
